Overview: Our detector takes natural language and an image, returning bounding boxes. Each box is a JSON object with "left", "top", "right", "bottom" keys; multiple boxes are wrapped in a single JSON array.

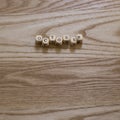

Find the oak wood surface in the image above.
[{"left": 0, "top": 0, "right": 120, "bottom": 120}]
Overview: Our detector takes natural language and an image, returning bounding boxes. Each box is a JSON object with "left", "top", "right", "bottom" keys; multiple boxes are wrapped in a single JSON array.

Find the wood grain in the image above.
[{"left": 0, "top": 0, "right": 120, "bottom": 120}]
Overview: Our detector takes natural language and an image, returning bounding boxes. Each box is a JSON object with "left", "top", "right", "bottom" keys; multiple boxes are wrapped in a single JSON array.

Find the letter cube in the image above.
[
  {"left": 49, "top": 35, "right": 56, "bottom": 43},
  {"left": 63, "top": 35, "right": 70, "bottom": 43},
  {"left": 70, "top": 37, "right": 77, "bottom": 46},
  {"left": 42, "top": 37, "right": 49, "bottom": 46},
  {"left": 56, "top": 37, "right": 63, "bottom": 46},
  {"left": 35, "top": 35, "right": 43, "bottom": 44},
  {"left": 76, "top": 34, "right": 83, "bottom": 43}
]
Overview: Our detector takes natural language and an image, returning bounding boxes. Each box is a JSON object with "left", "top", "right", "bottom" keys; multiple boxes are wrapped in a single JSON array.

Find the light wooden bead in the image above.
[
  {"left": 70, "top": 37, "right": 77, "bottom": 46},
  {"left": 42, "top": 37, "right": 49, "bottom": 46},
  {"left": 49, "top": 35, "right": 56, "bottom": 43},
  {"left": 63, "top": 35, "right": 70, "bottom": 43},
  {"left": 35, "top": 35, "right": 43, "bottom": 43},
  {"left": 56, "top": 37, "right": 63, "bottom": 46},
  {"left": 76, "top": 34, "right": 83, "bottom": 43}
]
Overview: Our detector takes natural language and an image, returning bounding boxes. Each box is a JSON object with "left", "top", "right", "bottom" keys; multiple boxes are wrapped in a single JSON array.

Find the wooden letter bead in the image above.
[
  {"left": 35, "top": 35, "right": 43, "bottom": 43},
  {"left": 76, "top": 34, "right": 83, "bottom": 43},
  {"left": 63, "top": 35, "right": 70, "bottom": 43},
  {"left": 56, "top": 37, "right": 63, "bottom": 46},
  {"left": 49, "top": 35, "right": 56, "bottom": 43},
  {"left": 42, "top": 37, "right": 49, "bottom": 46},
  {"left": 70, "top": 37, "right": 77, "bottom": 46}
]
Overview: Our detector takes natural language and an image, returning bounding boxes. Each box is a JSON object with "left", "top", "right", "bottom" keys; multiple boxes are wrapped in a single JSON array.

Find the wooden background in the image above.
[{"left": 0, "top": 0, "right": 120, "bottom": 120}]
